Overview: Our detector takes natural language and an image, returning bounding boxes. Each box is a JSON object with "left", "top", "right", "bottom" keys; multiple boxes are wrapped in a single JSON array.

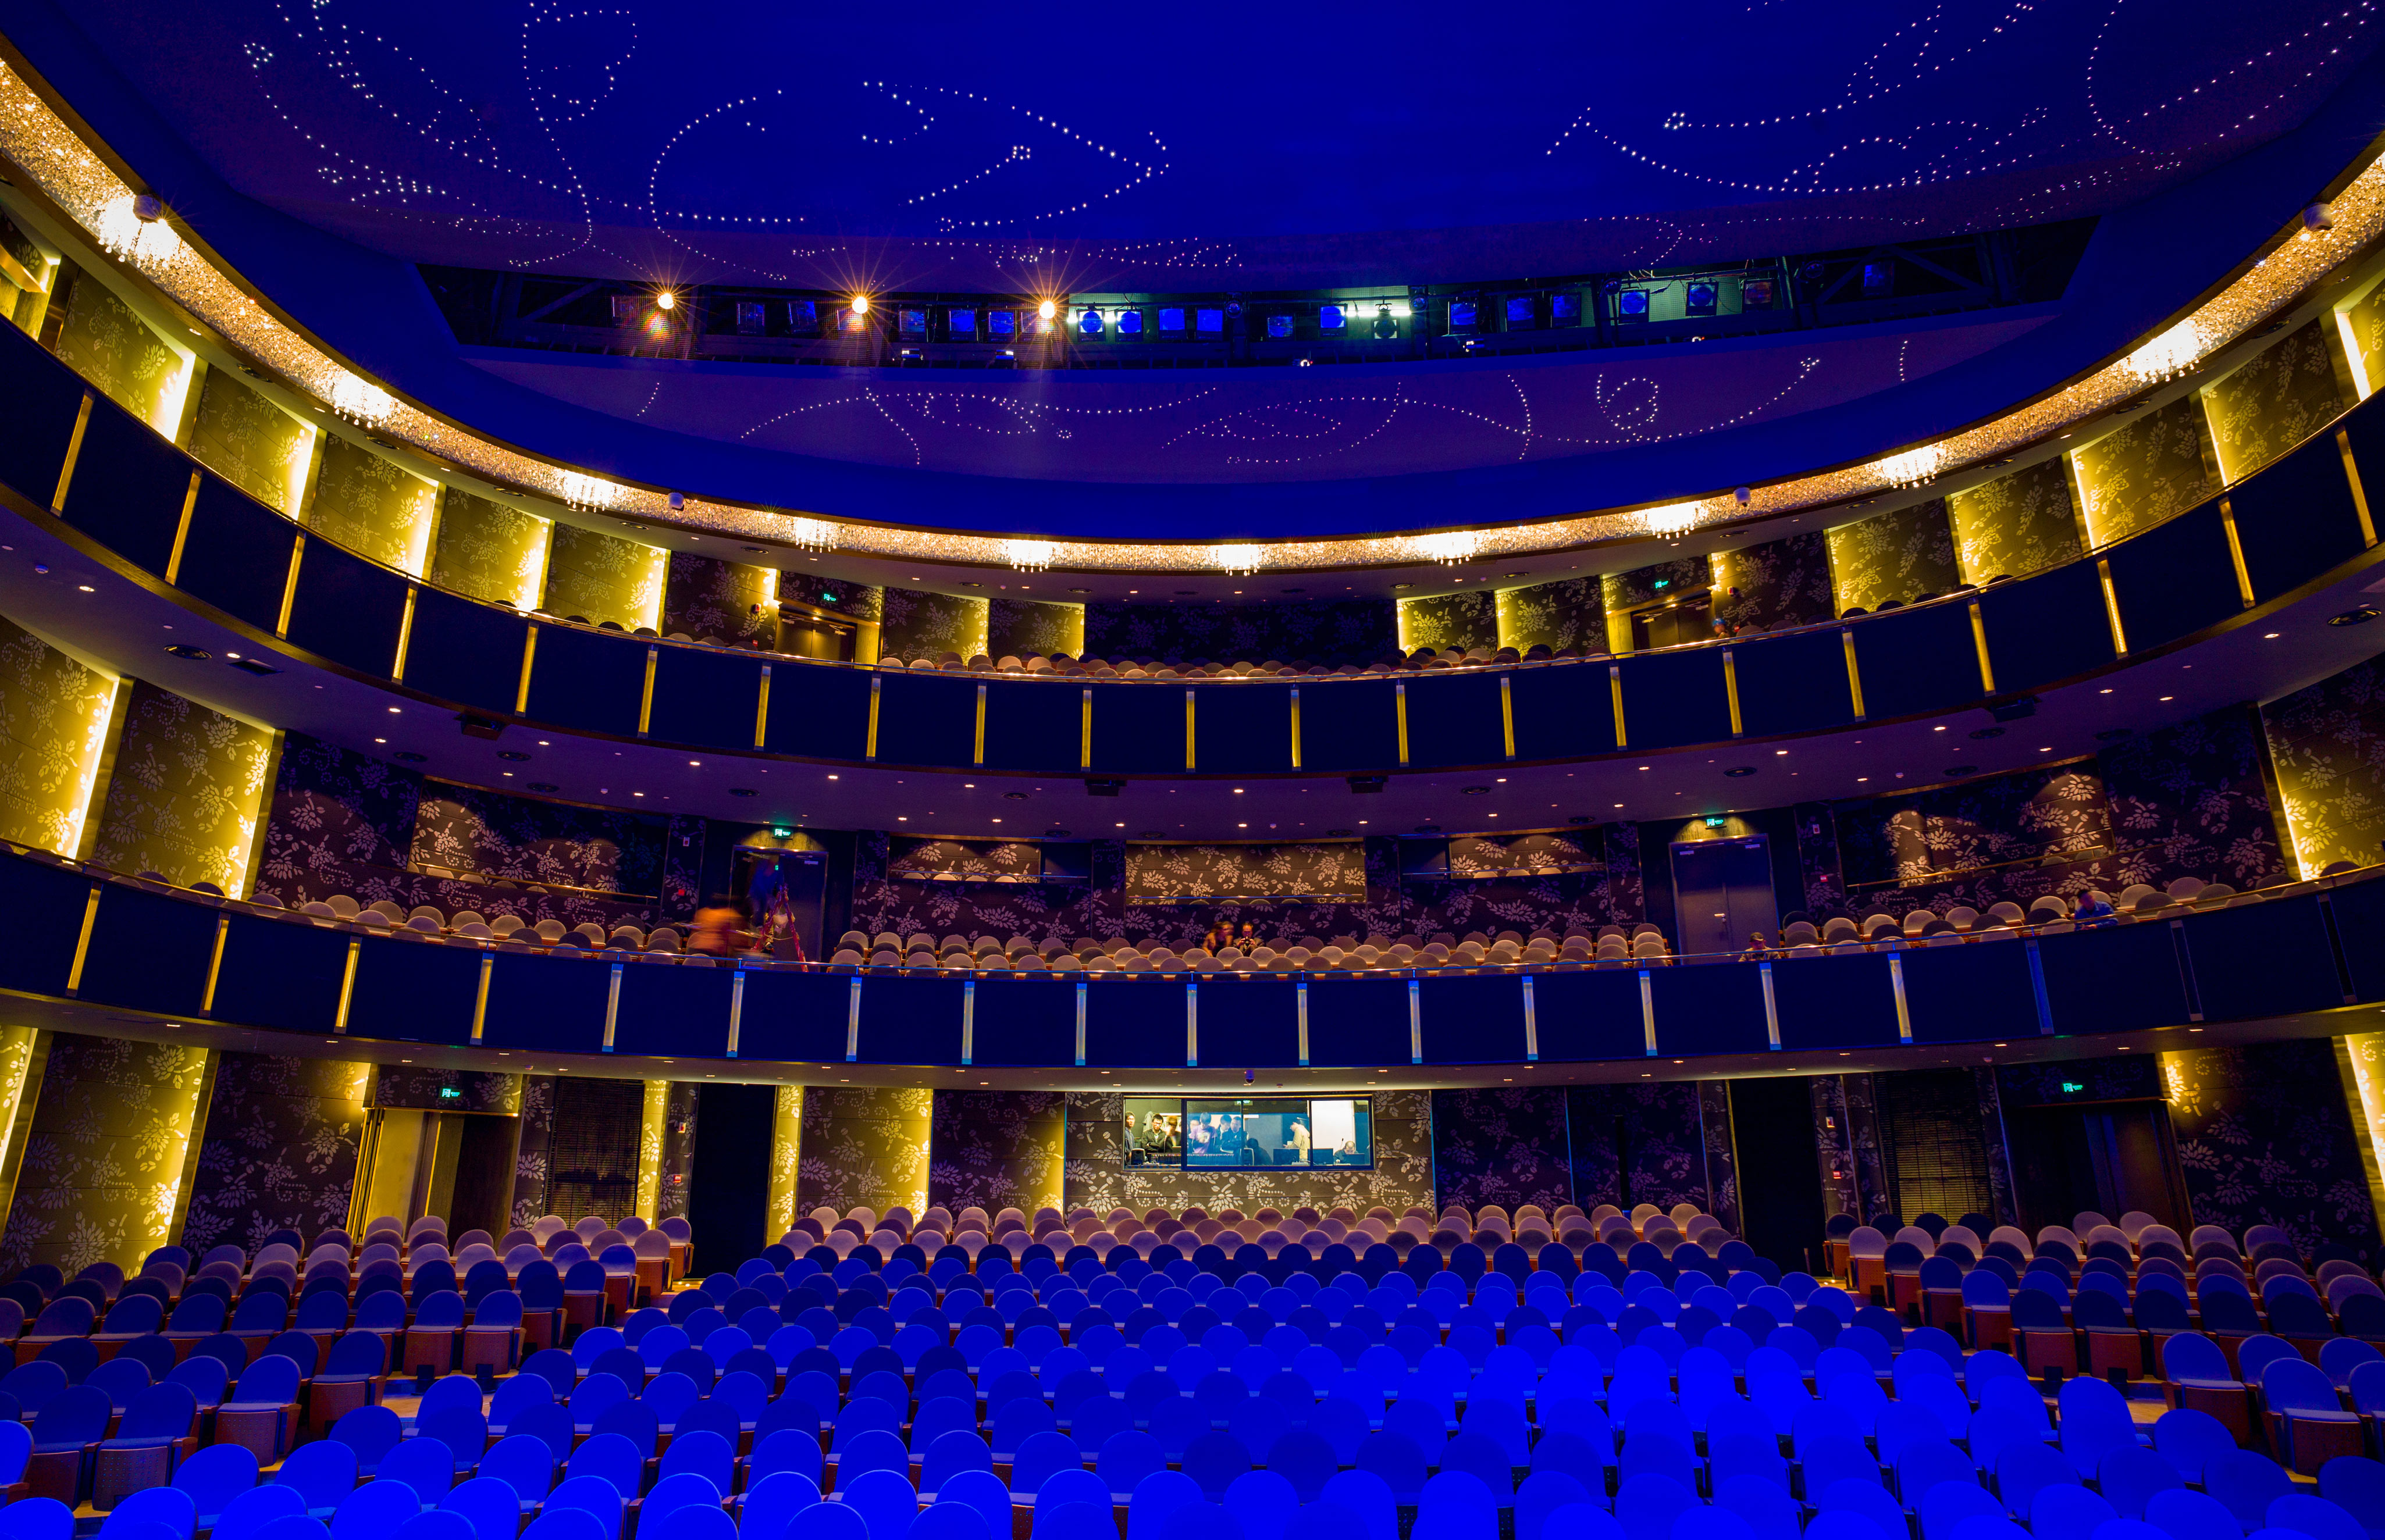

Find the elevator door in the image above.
[{"left": 1671, "top": 837, "right": 1777, "bottom": 958}]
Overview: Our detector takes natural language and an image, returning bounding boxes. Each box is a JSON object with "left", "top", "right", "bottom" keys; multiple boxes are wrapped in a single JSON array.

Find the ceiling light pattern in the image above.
[
  {"left": 1873, "top": 445, "right": 1943, "bottom": 489},
  {"left": 1, "top": 52, "right": 2379, "bottom": 575},
  {"left": 2123, "top": 318, "right": 2206, "bottom": 384}
]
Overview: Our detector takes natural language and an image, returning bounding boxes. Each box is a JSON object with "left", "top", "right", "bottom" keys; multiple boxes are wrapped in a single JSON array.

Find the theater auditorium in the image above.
[{"left": 1, "top": 8, "right": 2384, "bottom": 1540}]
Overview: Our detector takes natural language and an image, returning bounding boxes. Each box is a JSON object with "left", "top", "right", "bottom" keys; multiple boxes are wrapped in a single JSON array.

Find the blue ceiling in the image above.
[{"left": 39, "top": 0, "right": 2384, "bottom": 288}]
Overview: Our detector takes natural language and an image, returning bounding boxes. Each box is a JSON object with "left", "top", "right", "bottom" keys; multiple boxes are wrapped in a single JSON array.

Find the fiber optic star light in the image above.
[
  {"left": 559, "top": 472, "right": 620, "bottom": 512},
  {"left": 326, "top": 369, "right": 394, "bottom": 427},
  {"left": 1414, "top": 531, "right": 1482, "bottom": 565},
  {"left": 1874, "top": 445, "right": 1944, "bottom": 490},
  {"left": 2124, "top": 319, "right": 2206, "bottom": 384},
  {"left": 1211, "top": 544, "right": 1262, "bottom": 575},
  {"left": 1005, "top": 539, "right": 1056, "bottom": 572}
]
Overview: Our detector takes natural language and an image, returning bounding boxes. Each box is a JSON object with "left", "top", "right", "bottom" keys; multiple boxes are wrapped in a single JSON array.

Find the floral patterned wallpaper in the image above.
[
  {"left": 412, "top": 783, "right": 667, "bottom": 897},
  {"left": 988, "top": 599, "right": 1084, "bottom": 661},
  {"left": 929, "top": 1092, "right": 1065, "bottom": 1217},
  {"left": 888, "top": 839, "right": 1046, "bottom": 880},
  {"left": 0, "top": 614, "right": 116, "bottom": 858},
  {"left": 1792, "top": 803, "right": 1848, "bottom": 914},
  {"left": 1831, "top": 764, "right": 2115, "bottom": 918},
  {"left": 2344, "top": 286, "right": 2385, "bottom": 405},
  {"left": 765, "top": 1086, "right": 802, "bottom": 1239},
  {"left": 880, "top": 589, "right": 988, "bottom": 661},
  {"left": 797, "top": 1087, "right": 931, "bottom": 1218},
  {"left": 510, "top": 1074, "right": 554, "bottom": 1229},
  {"left": 657, "top": 1083, "right": 699, "bottom": 1221},
  {"left": 1083, "top": 598, "right": 1396, "bottom": 666},
  {"left": 2263, "top": 655, "right": 2385, "bottom": 876},
  {"left": 663, "top": 554, "right": 774, "bottom": 644},
  {"left": 184, "top": 1053, "right": 370, "bottom": 1255},
  {"left": 1447, "top": 832, "right": 1597, "bottom": 878},
  {"left": 1714, "top": 531, "right": 1834, "bottom": 635},
  {"left": 1699, "top": 1082, "right": 1740, "bottom": 1234},
  {"left": 252, "top": 731, "right": 418, "bottom": 909},
  {"left": 2161, "top": 1040, "right": 2380, "bottom": 1260},
  {"left": 1127, "top": 843, "right": 1369, "bottom": 902},
  {"left": 0, "top": 1034, "right": 209, "bottom": 1276},
  {"left": 1398, "top": 591, "right": 1498, "bottom": 655},
  {"left": 1946, "top": 459, "right": 2083, "bottom": 584},
  {"left": 89, "top": 680, "right": 272, "bottom": 893},
  {"left": 1824, "top": 501, "right": 1962, "bottom": 616},
  {"left": 542, "top": 524, "right": 665, "bottom": 632},
  {"left": 2204, "top": 320, "right": 2348, "bottom": 483},
  {"left": 2099, "top": 704, "right": 2288, "bottom": 892},
  {"left": 1062, "top": 1090, "right": 1433, "bottom": 1217},
  {"left": 1568, "top": 1082, "right": 1715, "bottom": 1217},
  {"left": 429, "top": 489, "right": 549, "bottom": 610},
  {"left": 187, "top": 369, "right": 309, "bottom": 515},
  {"left": 1496, "top": 578, "right": 1605, "bottom": 655},
  {"left": 635, "top": 1081, "right": 667, "bottom": 1219},
  {"left": 305, "top": 435, "right": 437, "bottom": 577},
  {"left": 51, "top": 268, "right": 186, "bottom": 432},
  {"left": 2072, "top": 395, "right": 2220, "bottom": 547},
  {"left": 1433, "top": 1089, "right": 1574, "bottom": 1214}
]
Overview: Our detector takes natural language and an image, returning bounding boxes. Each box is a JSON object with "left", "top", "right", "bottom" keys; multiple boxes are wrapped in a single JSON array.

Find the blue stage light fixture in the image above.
[
  {"left": 1079, "top": 308, "right": 1105, "bottom": 336},
  {"left": 1448, "top": 298, "right": 1478, "bottom": 331},
  {"left": 1372, "top": 307, "right": 1397, "bottom": 340},
  {"left": 789, "top": 300, "right": 817, "bottom": 330},
  {"left": 1195, "top": 308, "right": 1224, "bottom": 334},
  {"left": 989, "top": 311, "right": 1015, "bottom": 338},
  {"left": 1266, "top": 314, "right": 1294, "bottom": 338},
  {"left": 1319, "top": 305, "right": 1345, "bottom": 331},
  {"left": 1504, "top": 295, "right": 1535, "bottom": 326},
  {"left": 1618, "top": 290, "right": 1650, "bottom": 322},
  {"left": 1743, "top": 278, "right": 1777, "bottom": 309},
  {"left": 1159, "top": 307, "right": 1186, "bottom": 333},
  {"left": 735, "top": 302, "right": 765, "bottom": 335},
  {"left": 1116, "top": 309, "right": 1143, "bottom": 336},
  {"left": 1685, "top": 283, "right": 1717, "bottom": 317},
  {"left": 950, "top": 308, "right": 977, "bottom": 336},
  {"left": 1551, "top": 293, "right": 1580, "bottom": 326},
  {"left": 1862, "top": 261, "right": 1893, "bottom": 296}
]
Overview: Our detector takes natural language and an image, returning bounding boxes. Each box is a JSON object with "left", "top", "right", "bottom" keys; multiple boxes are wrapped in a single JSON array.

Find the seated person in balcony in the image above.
[
  {"left": 1201, "top": 921, "right": 1231, "bottom": 953},
  {"left": 1233, "top": 922, "right": 1262, "bottom": 954},
  {"left": 2072, "top": 890, "right": 2115, "bottom": 925},
  {"left": 1742, "top": 931, "right": 1775, "bottom": 957}
]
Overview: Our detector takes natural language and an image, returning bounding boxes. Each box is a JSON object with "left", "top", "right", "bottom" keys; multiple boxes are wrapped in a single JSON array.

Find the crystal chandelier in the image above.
[
  {"left": 1874, "top": 446, "right": 1945, "bottom": 490},
  {"left": 326, "top": 370, "right": 394, "bottom": 428},
  {"left": 559, "top": 472, "right": 618, "bottom": 512},
  {"left": 2124, "top": 319, "right": 2205, "bottom": 385},
  {"left": 1641, "top": 502, "right": 1701, "bottom": 536},
  {"left": 1414, "top": 531, "right": 1481, "bottom": 565},
  {"left": 1005, "top": 539, "right": 1056, "bottom": 572},
  {"left": 94, "top": 195, "right": 181, "bottom": 269},
  {"left": 1211, "top": 544, "right": 1262, "bottom": 575},
  {"left": 784, "top": 516, "right": 836, "bottom": 552}
]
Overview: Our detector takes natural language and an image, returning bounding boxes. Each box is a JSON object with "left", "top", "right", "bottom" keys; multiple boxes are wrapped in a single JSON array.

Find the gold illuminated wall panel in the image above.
[
  {"left": 429, "top": 489, "right": 550, "bottom": 611},
  {"left": 2202, "top": 319, "right": 2351, "bottom": 483},
  {"left": 1824, "top": 499, "right": 1961, "bottom": 615},
  {"left": 1946, "top": 459, "right": 2083, "bottom": 584},
  {"left": 2071, "top": 395, "right": 2221, "bottom": 547},
  {"left": 49, "top": 266, "right": 190, "bottom": 434},
  {"left": 543, "top": 525, "right": 666, "bottom": 634},
  {"left": 186, "top": 369, "right": 312, "bottom": 515},
  {"left": 306, "top": 434, "right": 438, "bottom": 577},
  {"left": 987, "top": 598, "right": 1084, "bottom": 660},
  {"left": 765, "top": 1085, "right": 803, "bottom": 1243},
  {"left": 87, "top": 680, "right": 273, "bottom": 894},
  {"left": 0, "top": 1033, "right": 209, "bottom": 1276},
  {"left": 1495, "top": 576, "right": 1605, "bottom": 654},
  {"left": 880, "top": 589, "right": 988, "bottom": 661},
  {"left": 0, "top": 614, "right": 116, "bottom": 858}
]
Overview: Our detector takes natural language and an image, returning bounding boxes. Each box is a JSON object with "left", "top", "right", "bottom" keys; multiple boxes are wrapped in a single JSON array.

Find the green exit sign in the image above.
[
  {"left": 2060, "top": 1081, "right": 2085, "bottom": 1095},
  {"left": 438, "top": 1086, "right": 463, "bottom": 1101}
]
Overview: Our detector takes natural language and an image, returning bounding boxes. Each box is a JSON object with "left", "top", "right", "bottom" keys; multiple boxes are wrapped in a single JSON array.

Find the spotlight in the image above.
[
  {"left": 1373, "top": 308, "right": 1397, "bottom": 341},
  {"left": 654, "top": 290, "right": 677, "bottom": 312},
  {"left": 849, "top": 294, "right": 871, "bottom": 316},
  {"left": 1038, "top": 299, "right": 1058, "bottom": 321}
]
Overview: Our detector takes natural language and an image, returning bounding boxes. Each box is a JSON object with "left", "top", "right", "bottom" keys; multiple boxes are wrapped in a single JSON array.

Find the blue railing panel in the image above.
[
  {"left": 483, "top": 951, "right": 615, "bottom": 1053},
  {"left": 2106, "top": 500, "right": 2243, "bottom": 653},
  {"left": 1647, "top": 964, "right": 1771, "bottom": 1057},
  {"left": 2179, "top": 894, "right": 2345, "bottom": 1021},
  {"left": 208, "top": 912, "right": 348, "bottom": 1033},
  {"left": 614, "top": 960, "right": 732, "bottom": 1057},
  {"left": 2034, "top": 922, "right": 2192, "bottom": 1034},
  {"left": 1896, "top": 940, "right": 2041, "bottom": 1044},
  {"left": 79, "top": 884, "right": 216, "bottom": 1018},
  {"left": 1772, "top": 951, "right": 1902, "bottom": 1049},
  {"left": 1518, "top": 969, "right": 1648, "bottom": 1061}
]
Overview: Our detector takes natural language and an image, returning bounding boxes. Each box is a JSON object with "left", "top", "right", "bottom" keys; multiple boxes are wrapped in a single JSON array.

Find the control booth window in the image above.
[{"left": 1122, "top": 1096, "right": 1371, "bottom": 1169}]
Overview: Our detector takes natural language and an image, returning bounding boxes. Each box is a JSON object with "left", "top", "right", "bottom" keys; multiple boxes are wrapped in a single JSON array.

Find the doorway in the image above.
[
  {"left": 1671, "top": 836, "right": 1778, "bottom": 957},
  {"left": 733, "top": 846, "right": 826, "bottom": 960},
  {"left": 1632, "top": 593, "right": 1712, "bottom": 651},
  {"left": 2010, "top": 1099, "right": 2191, "bottom": 1233}
]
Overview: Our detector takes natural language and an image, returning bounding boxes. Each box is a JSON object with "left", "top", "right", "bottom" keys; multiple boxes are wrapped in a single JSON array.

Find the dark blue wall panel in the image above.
[
  {"left": 1619, "top": 648, "right": 1735, "bottom": 750},
  {"left": 1302, "top": 977, "right": 1411, "bottom": 1067},
  {"left": 1404, "top": 672, "right": 1507, "bottom": 768},
  {"left": 1772, "top": 953, "right": 1900, "bottom": 1049},
  {"left": 2180, "top": 897, "right": 2345, "bottom": 1021},
  {"left": 871, "top": 671, "right": 979, "bottom": 769},
  {"left": 284, "top": 540, "right": 409, "bottom": 679},
  {"left": 1509, "top": 665, "right": 1617, "bottom": 760},
  {"left": 1090, "top": 685, "right": 1187, "bottom": 775},
  {"left": 0, "top": 860, "right": 97, "bottom": 999},
  {"left": 857, "top": 973, "right": 963, "bottom": 1063},
  {"left": 1649, "top": 964, "right": 1770, "bottom": 1057},
  {"left": 1897, "top": 940, "right": 2040, "bottom": 1044},
  {"left": 0, "top": 326, "right": 86, "bottom": 509},
  {"left": 1849, "top": 604, "right": 1980, "bottom": 721},
  {"left": 1194, "top": 685, "right": 1295, "bottom": 775},
  {"left": 737, "top": 970, "right": 861, "bottom": 1063},
  {"left": 647, "top": 647, "right": 764, "bottom": 751},
  {"left": 522, "top": 626, "right": 647, "bottom": 737},
  {"left": 969, "top": 978, "right": 1080, "bottom": 1065},
  {"left": 1295, "top": 680, "right": 1400, "bottom": 772},
  {"left": 2106, "top": 500, "right": 2244, "bottom": 652},
  {"left": 613, "top": 961, "right": 732, "bottom": 1057},
  {"left": 763, "top": 663, "right": 873, "bottom": 761},
  {"left": 209, "top": 915, "right": 348, "bottom": 1032},
  {"left": 79, "top": 885, "right": 213, "bottom": 1017},
  {"left": 982, "top": 679, "right": 1083, "bottom": 775},
  {"left": 1515, "top": 969, "right": 1647, "bottom": 1061},
  {"left": 58, "top": 398, "right": 186, "bottom": 574},
  {"left": 2036, "top": 924, "right": 2191, "bottom": 1033},
  {"left": 2232, "top": 437, "right": 2367, "bottom": 602},
  {"left": 174, "top": 479, "right": 295, "bottom": 634},
  {"left": 1419, "top": 975, "right": 1526, "bottom": 1063},
  {"left": 1084, "top": 980, "right": 1190, "bottom": 1067},
  {"left": 401, "top": 586, "right": 531, "bottom": 716},
  {"left": 482, "top": 953, "right": 613, "bottom": 1052},
  {"left": 347, "top": 942, "right": 480, "bottom": 1044},
  {"left": 1733, "top": 629, "right": 1856, "bottom": 739},
  {"left": 2333, "top": 878, "right": 2385, "bottom": 1003},
  {"left": 1977, "top": 562, "right": 2114, "bottom": 694},
  {"left": 1194, "top": 978, "right": 1300, "bottom": 1067}
]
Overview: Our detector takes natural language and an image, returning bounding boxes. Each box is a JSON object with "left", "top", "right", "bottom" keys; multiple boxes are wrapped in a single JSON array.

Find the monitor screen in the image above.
[{"left": 1122, "top": 1096, "right": 1372, "bottom": 1169}]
